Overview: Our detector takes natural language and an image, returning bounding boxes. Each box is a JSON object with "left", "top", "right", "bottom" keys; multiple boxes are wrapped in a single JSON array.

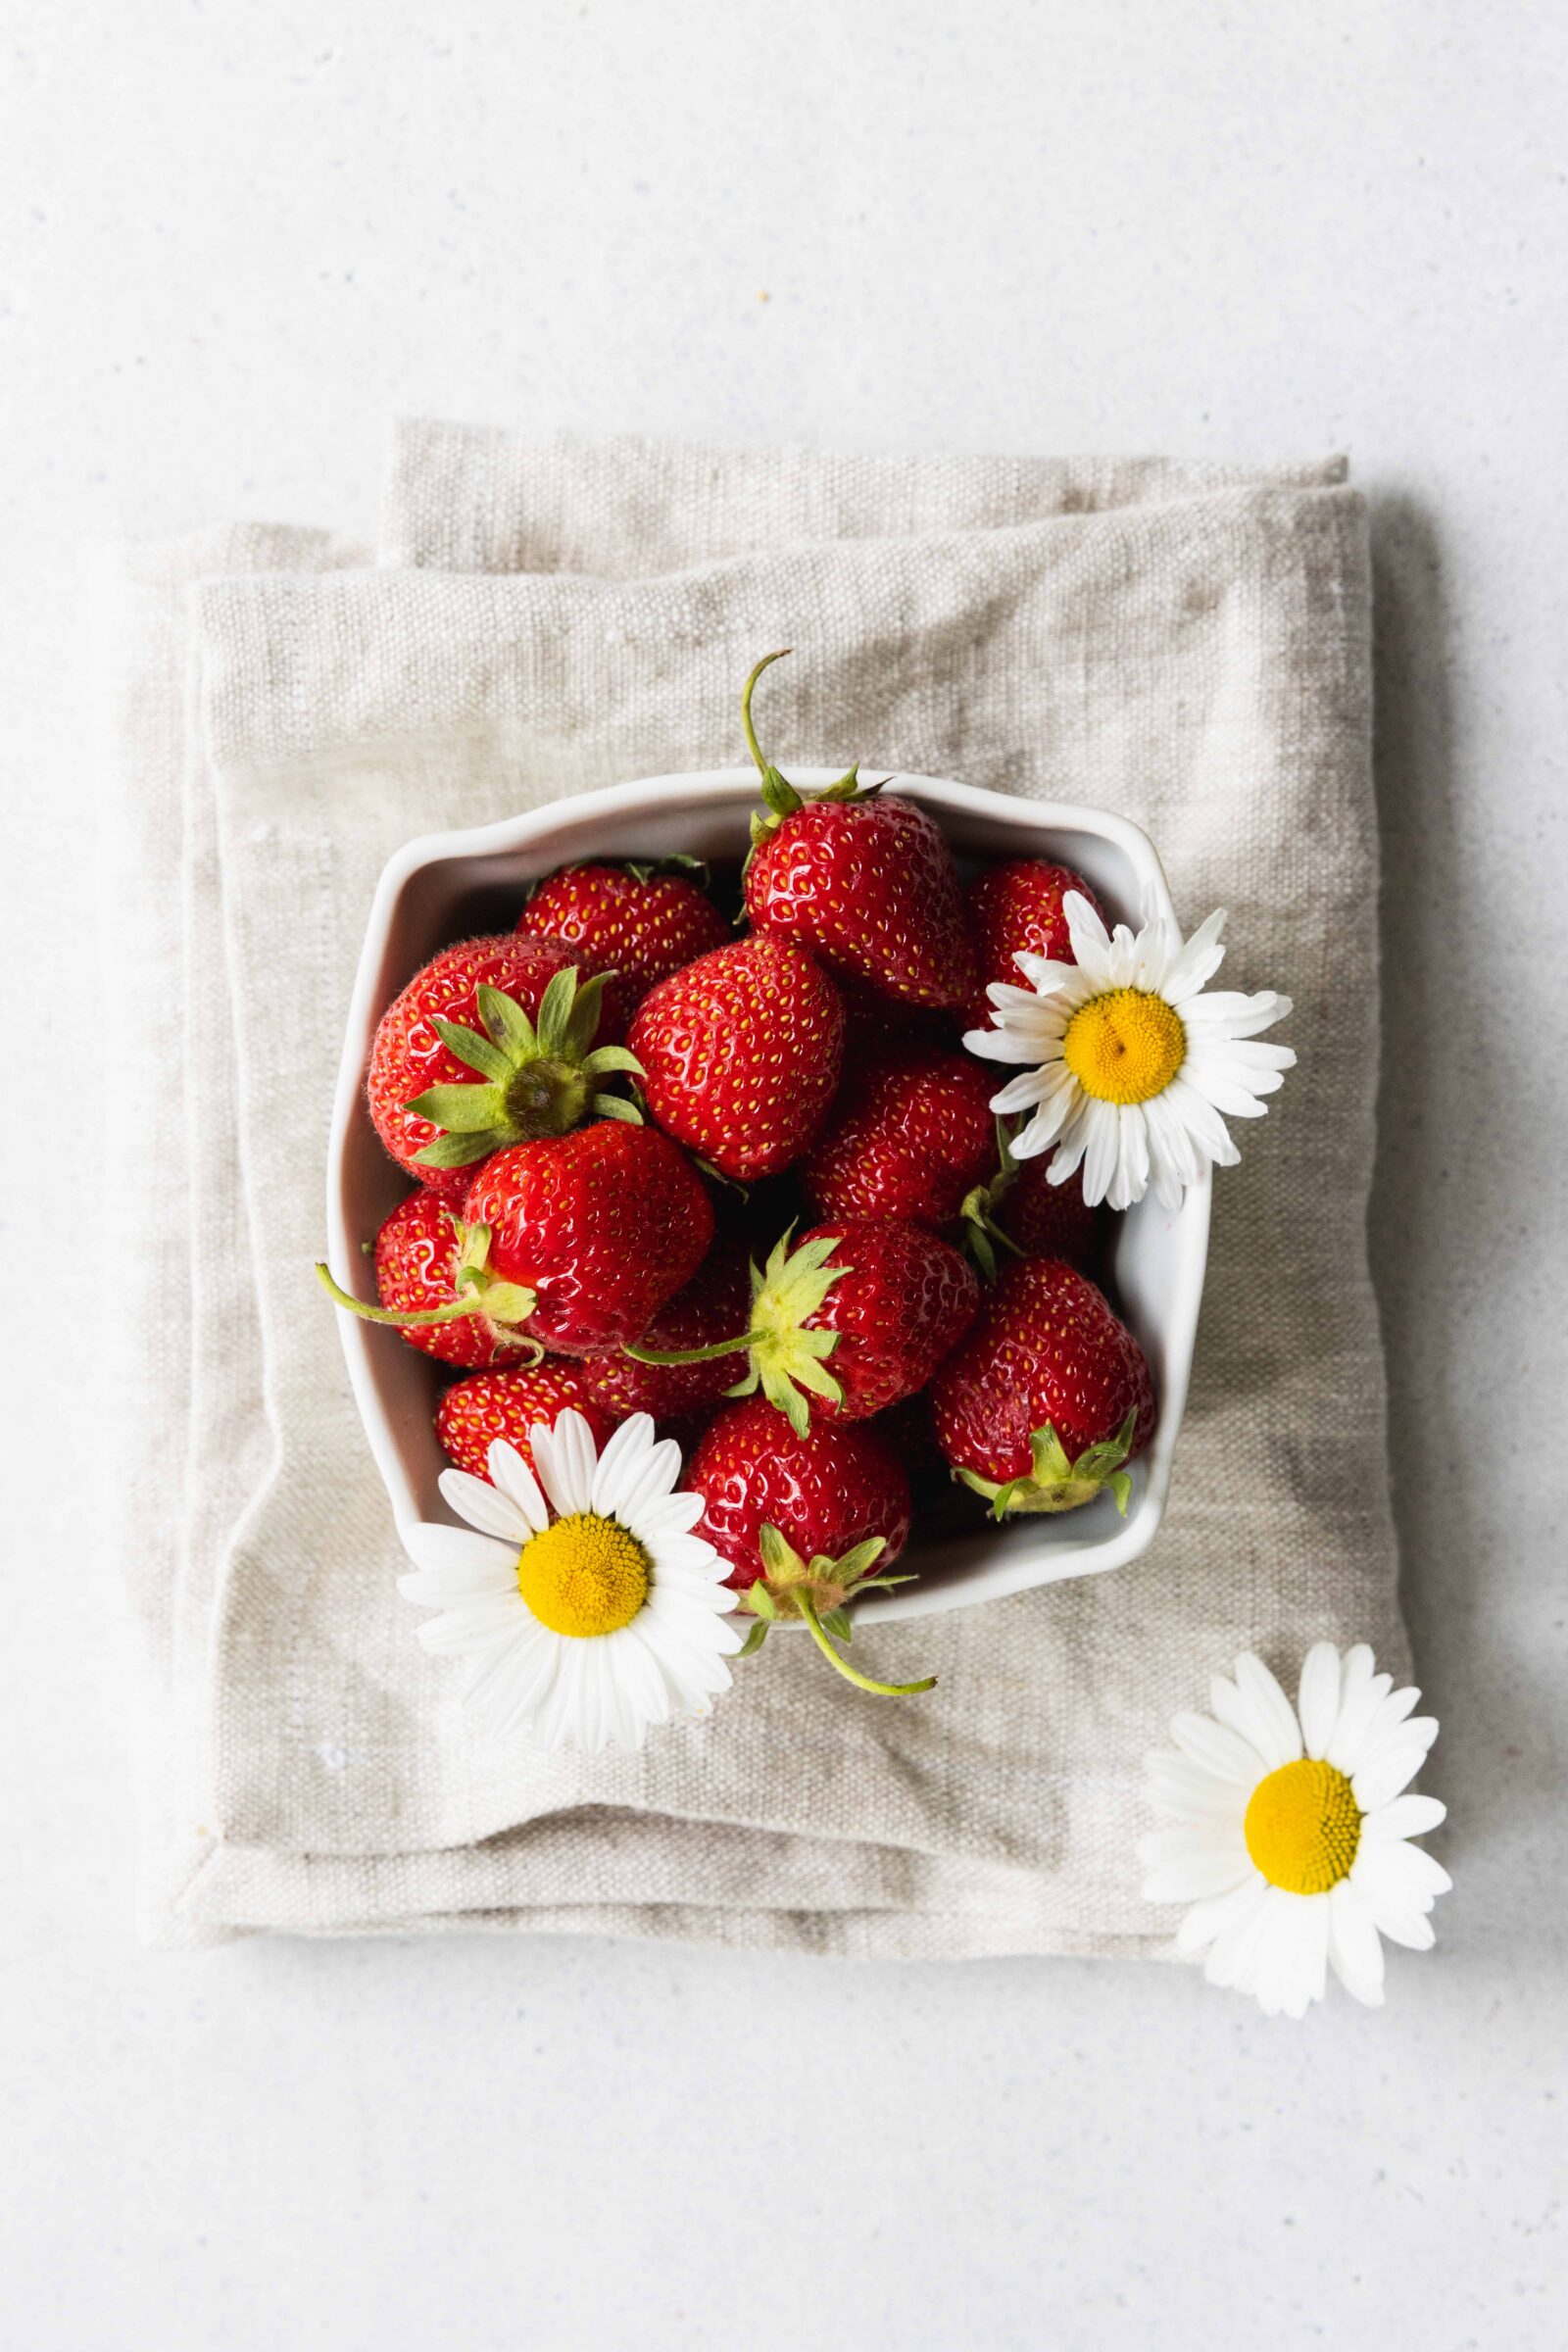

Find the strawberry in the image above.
[
  {"left": 367, "top": 934, "right": 639, "bottom": 1200},
  {"left": 517, "top": 858, "right": 730, "bottom": 1020},
  {"left": 992, "top": 1152, "right": 1102, "bottom": 1270},
  {"left": 930, "top": 1255, "right": 1154, "bottom": 1516},
  {"left": 872, "top": 1389, "right": 950, "bottom": 1495},
  {"left": 802, "top": 1045, "right": 998, "bottom": 1230},
  {"left": 363, "top": 1187, "right": 514, "bottom": 1370},
  {"left": 318, "top": 1121, "right": 712, "bottom": 1359},
  {"left": 626, "top": 1216, "right": 978, "bottom": 1435},
  {"left": 435, "top": 1362, "right": 623, "bottom": 1482},
  {"left": 462, "top": 1124, "right": 713, "bottom": 1355},
  {"left": 576, "top": 1230, "right": 753, "bottom": 1421},
  {"left": 688, "top": 1399, "right": 911, "bottom": 1589},
  {"left": 628, "top": 932, "right": 845, "bottom": 1182},
  {"left": 685, "top": 1396, "right": 928, "bottom": 1695},
  {"left": 739, "top": 654, "right": 975, "bottom": 1008},
  {"left": 956, "top": 1122, "right": 1102, "bottom": 1279},
  {"left": 836, "top": 979, "right": 956, "bottom": 1054},
  {"left": 964, "top": 858, "right": 1104, "bottom": 1032}
]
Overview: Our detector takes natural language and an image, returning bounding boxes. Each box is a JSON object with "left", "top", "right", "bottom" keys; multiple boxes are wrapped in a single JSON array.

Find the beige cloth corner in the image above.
[{"left": 98, "top": 431, "right": 1403, "bottom": 1950}]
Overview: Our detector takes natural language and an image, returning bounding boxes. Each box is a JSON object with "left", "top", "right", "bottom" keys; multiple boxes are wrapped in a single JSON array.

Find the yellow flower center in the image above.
[
  {"left": 1244, "top": 1759, "right": 1362, "bottom": 1895},
  {"left": 515, "top": 1512, "right": 650, "bottom": 1639},
  {"left": 1062, "top": 988, "right": 1186, "bottom": 1104}
]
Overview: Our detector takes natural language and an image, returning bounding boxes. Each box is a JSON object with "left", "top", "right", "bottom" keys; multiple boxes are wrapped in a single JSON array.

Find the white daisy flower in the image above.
[
  {"left": 962, "top": 888, "right": 1295, "bottom": 1211},
  {"left": 1138, "top": 1643, "right": 1448, "bottom": 2018},
  {"left": 400, "top": 1408, "right": 743, "bottom": 1753}
]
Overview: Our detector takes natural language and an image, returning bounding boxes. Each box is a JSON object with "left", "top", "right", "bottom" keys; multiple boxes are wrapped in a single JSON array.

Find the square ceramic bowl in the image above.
[{"left": 326, "top": 769, "right": 1209, "bottom": 1625}]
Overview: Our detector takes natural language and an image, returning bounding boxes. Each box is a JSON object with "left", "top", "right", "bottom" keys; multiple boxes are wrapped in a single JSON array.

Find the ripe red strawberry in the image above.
[
  {"left": 964, "top": 858, "right": 1104, "bottom": 1033},
  {"left": 739, "top": 654, "right": 976, "bottom": 1008},
  {"left": 836, "top": 978, "right": 956, "bottom": 1054},
  {"left": 318, "top": 1122, "right": 712, "bottom": 1359},
  {"left": 367, "top": 933, "right": 637, "bottom": 1200},
  {"left": 992, "top": 1152, "right": 1101, "bottom": 1270},
  {"left": 686, "top": 1397, "right": 927, "bottom": 1693},
  {"left": 930, "top": 1255, "right": 1154, "bottom": 1516},
  {"left": 802, "top": 1046, "right": 998, "bottom": 1230},
  {"left": 517, "top": 858, "right": 730, "bottom": 1020},
  {"left": 871, "top": 1390, "right": 951, "bottom": 1498},
  {"left": 956, "top": 1123, "right": 1102, "bottom": 1279},
  {"left": 688, "top": 1397, "right": 910, "bottom": 1592},
  {"left": 435, "top": 1362, "right": 623, "bottom": 1482},
  {"left": 627, "top": 1216, "right": 978, "bottom": 1434},
  {"left": 628, "top": 932, "right": 845, "bottom": 1181},
  {"left": 577, "top": 1230, "right": 753, "bottom": 1420},
  {"left": 463, "top": 1124, "right": 713, "bottom": 1355},
  {"left": 365, "top": 1188, "right": 509, "bottom": 1369}
]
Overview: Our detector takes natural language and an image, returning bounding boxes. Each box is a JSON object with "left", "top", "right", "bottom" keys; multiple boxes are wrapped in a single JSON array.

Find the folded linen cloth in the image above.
[{"left": 97, "top": 429, "right": 1404, "bottom": 1950}]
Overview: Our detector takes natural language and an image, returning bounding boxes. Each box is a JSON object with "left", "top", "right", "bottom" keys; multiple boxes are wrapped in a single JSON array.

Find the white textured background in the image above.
[{"left": 3, "top": 4, "right": 1564, "bottom": 2346}]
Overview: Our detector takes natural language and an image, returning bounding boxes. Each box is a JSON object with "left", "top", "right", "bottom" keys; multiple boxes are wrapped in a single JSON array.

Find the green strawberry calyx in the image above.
[
  {"left": 735, "top": 1526, "right": 934, "bottom": 1697},
  {"left": 405, "top": 965, "right": 643, "bottom": 1174},
  {"left": 741, "top": 650, "right": 880, "bottom": 854},
  {"left": 958, "top": 1116, "right": 1030, "bottom": 1282},
  {"left": 956, "top": 1410, "right": 1139, "bottom": 1519},
  {"left": 315, "top": 1217, "right": 544, "bottom": 1361},
  {"left": 622, "top": 1225, "right": 850, "bottom": 1439}
]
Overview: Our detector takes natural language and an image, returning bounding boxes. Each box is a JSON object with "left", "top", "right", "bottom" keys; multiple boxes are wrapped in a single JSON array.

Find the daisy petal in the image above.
[
  {"left": 1324, "top": 1645, "right": 1386, "bottom": 1769},
  {"left": 1080, "top": 1099, "right": 1121, "bottom": 1207},
  {"left": 1172, "top": 1873, "right": 1266, "bottom": 1956},
  {"left": 1351, "top": 1742, "right": 1437, "bottom": 1812},
  {"left": 1105, "top": 1102, "right": 1151, "bottom": 1212},
  {"left": 1298, "top": 1642, "right": 1343, "bottom": 1759},
  {"left": 1169, "top": 1710, "right": 1266, "bottom": 1786},
  {"left": 1360, "top": 1793, "right": 1446, "bottom": 1842},
  {"left": 487, "top": 1442, "right": 550, "bottom": 1535},
  {"left": 1141, "top": 1845, "right": 1254, "bottom": 1905},
  {"left": 1161, "top": 907, "right": 1228, "bottom": 1003},
  {"left": 1062, "top": 890, "right": 1113, "bottom": 978},
  {"left": 416, "top": 1598, "right": 528, "bottom": 1654},
  {"left": 1202, "top": 1880, "right": 1274, "bottom": 1991},
  {"left": 1327, "top": 1881, "right": 1386, "bottom": 2006},
  {"left": 1348, "top": 1697, "right": 1433, "bottom": 1780},
  {"left": 1352, "top": 1838, "right": 1452, "bottom": 1905},
  {"left": 1252, "top": 1886, "right": 1326, "bottom": 2020},
  {"left": 400, "top": 1523, "right": 518, "bottom": 1581},
  {"left": 633, "top": 1491, "right": 708, "bottom": 1539},
  {"left": 964, "top": 1024, "right": 1031, "bottom": 1065},
  {"left": 1165, "top": 1076, "right": 1241, "bottom": 1168},
  {"left": 1232, "top": 1653, "right": 1303, "bottom": 1769},
  {"left": 399, "top": 1552, "right": 517, "bottom": 1605},
  {"left": 477, "top": 1635, "right": 560, "bottom": 1739},
  {"left": 438, "top": 1468, "right": 530, "bottom": 1544},
  {"left": 1360, "top": 1902, "right": 1436, "bottom": 1952},
  {"left": 589, "top": 1413, "right": 658, "bottom": 1518},
  {"left": 989, "top": 1065, "right": 1054, "bottom": 1112},
  {"left": 612, "top": 1436, "right": 685, "bottom": 1523},
  {"left": 529, "top": 1408, "right": 598, "bottom": 1517},
  {"left": 1146, "top": 1751, "right": 1248, "bottom": 1822}
]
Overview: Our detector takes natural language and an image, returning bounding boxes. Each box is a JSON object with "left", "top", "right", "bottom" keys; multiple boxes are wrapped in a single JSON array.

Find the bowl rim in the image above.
[{"left": 326, "top": 767, "right": 1210, "bottom": 1625}]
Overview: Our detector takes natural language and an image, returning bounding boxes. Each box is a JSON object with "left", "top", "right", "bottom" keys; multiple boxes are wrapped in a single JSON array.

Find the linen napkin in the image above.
[{"left": 97, "top": 429, "right": 1404, "bottom": 1950}]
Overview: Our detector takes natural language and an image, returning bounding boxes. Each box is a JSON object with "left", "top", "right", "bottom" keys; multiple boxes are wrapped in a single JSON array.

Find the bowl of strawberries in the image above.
[{"left": 320, "top": 659, "right": 1211, "bottom": 1647}]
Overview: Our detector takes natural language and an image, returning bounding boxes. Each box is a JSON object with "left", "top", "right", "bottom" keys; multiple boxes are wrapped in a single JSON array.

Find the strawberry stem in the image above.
[
  {"left": 622, "top": 1325, "right": 767, "bottom": 1367},
  {"left": 792, "top": 1592, "right": 936, "bottom": 1698},
  {"left": 315, "top": 1261, "right": 479, "bottom": 1328},
  {"left": 741, "top": 650, "right": 796, "bottom": 790},
  {"left": 314, "top": 1260, "right": 541, "bottom": 1356}
]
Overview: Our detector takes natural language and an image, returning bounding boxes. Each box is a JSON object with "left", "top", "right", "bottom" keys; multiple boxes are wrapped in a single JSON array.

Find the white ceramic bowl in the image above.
[{"left": 326, "top": 769, "right": 1209, "bottom": 1625}]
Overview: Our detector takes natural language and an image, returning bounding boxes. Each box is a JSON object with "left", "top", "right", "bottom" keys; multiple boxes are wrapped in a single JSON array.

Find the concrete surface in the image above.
[{"left": 1, "top": 4, "right": 1563, "bottom": 2347}]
